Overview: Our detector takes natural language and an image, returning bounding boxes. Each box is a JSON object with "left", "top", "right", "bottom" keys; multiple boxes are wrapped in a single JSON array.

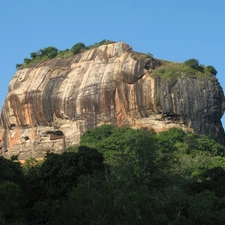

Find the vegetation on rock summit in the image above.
[
  {"left": 16, "top": 39, "right": 114, "bottom": 69},
  {"left": 16, "top": 41, "right": 217, "bottom": 79}
]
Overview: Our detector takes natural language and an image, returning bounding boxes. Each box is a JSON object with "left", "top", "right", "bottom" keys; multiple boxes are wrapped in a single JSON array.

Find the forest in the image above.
[{"left": 1, "top": 125, "right": 225, "bottom": 225}]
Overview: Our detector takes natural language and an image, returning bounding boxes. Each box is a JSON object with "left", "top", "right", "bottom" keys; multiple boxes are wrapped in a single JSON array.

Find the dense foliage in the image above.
[
  {"left": 1, "top": 125, "right": 225, "bottom": 224},
  {"left": 71, "top": 42, "right": 85, "bottom": 55},
  {"left": 183, "top": 58, "right": 217, "bottom": 76},
  {"left": 16, "top": 40, "right": 114, "bottom": 69},
  {"left": 206, "top": 65, "right": 217, "bottom": 75},
  {"left": 184, "top": 58, "right": 200, "bottom": 70},
  {"left": 16, "top": 41, "right": 218, "bottom": 79},
  {"left": 152, "top": 58, "right": 218, "bottom": 79}
]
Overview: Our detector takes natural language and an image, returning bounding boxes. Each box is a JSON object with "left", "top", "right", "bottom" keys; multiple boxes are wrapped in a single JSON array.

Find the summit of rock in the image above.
[{"left": 0, "top": 42, "right": 224, "bottom": 159}]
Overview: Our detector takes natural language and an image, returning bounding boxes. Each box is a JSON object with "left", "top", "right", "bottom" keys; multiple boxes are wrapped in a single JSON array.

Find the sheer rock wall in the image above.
[{"left": 0, "top": 42, "right": 224, "bottom": 159}]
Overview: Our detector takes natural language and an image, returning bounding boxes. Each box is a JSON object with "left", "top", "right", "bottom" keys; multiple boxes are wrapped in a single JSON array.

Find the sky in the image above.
[{"left": 0, "top": 0, "right": 225, "bottom": 127}]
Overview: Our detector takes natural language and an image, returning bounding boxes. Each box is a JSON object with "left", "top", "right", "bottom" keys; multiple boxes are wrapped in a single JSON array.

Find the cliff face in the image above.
[{"left": 0, "top": 42, "right": 224, "bottom": 159}]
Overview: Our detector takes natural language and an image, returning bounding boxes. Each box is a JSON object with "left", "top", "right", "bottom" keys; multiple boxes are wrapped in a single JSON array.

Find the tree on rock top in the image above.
[
  {"left": 41, "top": 46, "right": 58, "bottom": 59},
  {"left": 184, "top": 58, "right": 200, "bottom": 69},
  {"left": 206, "top": 65, "right": 217, "bottom": 75},
  {"left": 71, "top": 42, "right": 85, "bottom": 55}
]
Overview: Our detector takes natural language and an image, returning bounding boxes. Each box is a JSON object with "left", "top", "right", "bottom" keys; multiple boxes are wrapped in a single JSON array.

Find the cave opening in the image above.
[{"left": 45, "top": 130, "right": 64, "bottom": 140}]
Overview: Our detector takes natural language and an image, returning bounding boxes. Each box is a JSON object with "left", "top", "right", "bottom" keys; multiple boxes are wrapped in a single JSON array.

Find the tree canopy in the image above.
[
  {"left": 184, "top": 58, "right": 200, "bottom": 69},
  {"left": 16, "top": 40, "right": 114, "bottom": 69},
  {"left": 206, "top": 65, "right": 217, "bottom": 75},
  {"left": 71, "top": 42, "right": 85, "bottom": 55},
  {"left": 1, "top": 125, "right": 225, "bottom": 224}
]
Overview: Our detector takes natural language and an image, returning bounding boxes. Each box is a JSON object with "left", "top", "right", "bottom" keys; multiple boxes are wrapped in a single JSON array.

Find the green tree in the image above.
[
  {"left": 206, "top": 65, "right": 217, "bottom": 75},
  {"left": 16, "top": 64, "right": 22, "bottom": 69},
  {"left": 23, "top": 58, "right": 31, "bottom": 64},
  {"left": 0, "top": 157, "right": 25, "bottom": 223},
  {"left": 30, "top": 52, "right": 37, "bottom": 59},
  {"left": 42, "top": 46, "right": 58, "bottom": 59},
  {"left": 80, "top": 124, "right": 114, "bottom": 147},
  {"left": 98, "top": 39, "right": 112, "bottom": 45},
  {"left": 184, "top": 58, "right": 200, "bottom": 69},
  {"left": 0, "top": 125, "right": 223, "bottom": 224},
  {"left": 36, "top": 147, "right": 104, "bottom": 200},
  {"left": 22, "top": 158, "right": 42, "bottom": 175},
  {"left": 22, "top": 158, "right": 43, "bottom": 215},
  {"left": 81, "top": 125, "right": 158, "bottom": 185},
  {"left": 0, "top": 156, "right": 24, "bottom": 184},
  {"left": 196, "top": 135, "right": 225, "bottom": 156},
  {"left": 187, "top": 190, "right": 225, "bottom": 225},
  {"left": 55, "top": 174, "right": 156, "bottom": 225},
  {"left": 157, "top": 127, "right": 185, "bottom": 152},
  {"left": 190, "top": 167, "right": 225, "bottom": 197},
  {"left": 71, "top": 42, "right": 85, "bottom": 55},
  {"left": 0, "top": 181, "right": 24, "bottom": 224},
  {"left": 28, "top": 199, "right": 60, "bottom": 225}
]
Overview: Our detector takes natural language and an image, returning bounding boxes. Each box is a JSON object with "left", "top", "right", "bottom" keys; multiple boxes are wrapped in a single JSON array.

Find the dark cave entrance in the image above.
[{"left": 45, "top": 130, "right": 64, "bottom": 140}]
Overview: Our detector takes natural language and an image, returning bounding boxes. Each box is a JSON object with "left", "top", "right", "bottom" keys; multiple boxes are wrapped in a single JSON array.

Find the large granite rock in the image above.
[{"left": 0, "top": 42, "right": 224, "bottom": 159}]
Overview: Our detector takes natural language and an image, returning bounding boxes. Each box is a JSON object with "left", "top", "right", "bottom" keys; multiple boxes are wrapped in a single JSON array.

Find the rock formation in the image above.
[{"left": 0, "top": 42, "right": 224, "bottom": 159}]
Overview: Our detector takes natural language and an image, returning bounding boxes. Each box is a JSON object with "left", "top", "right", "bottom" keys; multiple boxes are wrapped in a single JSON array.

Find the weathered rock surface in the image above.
[{"left": 0, "top": 42, "right": 224, "bottom": 159}]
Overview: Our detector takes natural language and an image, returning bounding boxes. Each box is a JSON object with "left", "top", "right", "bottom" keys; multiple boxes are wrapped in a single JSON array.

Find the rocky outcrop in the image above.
[{"left": 0, "top": 42, "right": 224, "bottom": 159}]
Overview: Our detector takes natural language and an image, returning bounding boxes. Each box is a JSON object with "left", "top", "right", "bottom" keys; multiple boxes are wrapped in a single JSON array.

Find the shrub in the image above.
[
  {"left": 30, "top": 52, "right": 37, "bottom": 59},
  {"left": 151, "top": 61, "right": 213, "bottom": 79},
  {"left": 184, "top": 58, "right": 199, "bottom": 69},
  {"left": 71, "top": 42, "right": 85, "bottom": 55},
  {"left": 42, "top": 46, "right": 58, "bottom": 59},
  {"left": 206, "top": 65, "right": 217, "bottom": 76},
  {"left": 24, "top": 58, "right": 32, "bottom": 64},
  {"left": 98, "top": 39, "right": 112, "bottom": 45},
  {"left": 16, "top": 64, "right": 23, "bottom": 69}
]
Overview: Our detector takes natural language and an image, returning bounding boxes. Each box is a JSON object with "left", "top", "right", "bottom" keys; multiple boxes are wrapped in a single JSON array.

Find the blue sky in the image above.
[{"left": 1, "top": 0, "right": 225, "bottom": 127}]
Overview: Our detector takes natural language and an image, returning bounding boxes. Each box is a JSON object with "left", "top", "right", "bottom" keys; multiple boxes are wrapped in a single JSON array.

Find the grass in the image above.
[
  {"left": 132, "top": 52, "right": 153, "bottom": 61},
  {"left": 57, "top": 49, "right": 74, "bottom": 58},
  {"left": 17, "top": 40, "right": 116, "bottom": 69},
  {"left": 151, "top": 61, "right": 214, "bottom": 79},
  {"left": 19, "top": 49, "right": 74, "bottom": 69},
  {"left": 16, "top": 40, "right": 217, "bottom": 82}
]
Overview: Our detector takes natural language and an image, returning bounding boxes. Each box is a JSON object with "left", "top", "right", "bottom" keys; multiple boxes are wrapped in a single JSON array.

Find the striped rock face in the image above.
[{"left": 0, "top": 42, "right": 224, "bottom": 159}]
